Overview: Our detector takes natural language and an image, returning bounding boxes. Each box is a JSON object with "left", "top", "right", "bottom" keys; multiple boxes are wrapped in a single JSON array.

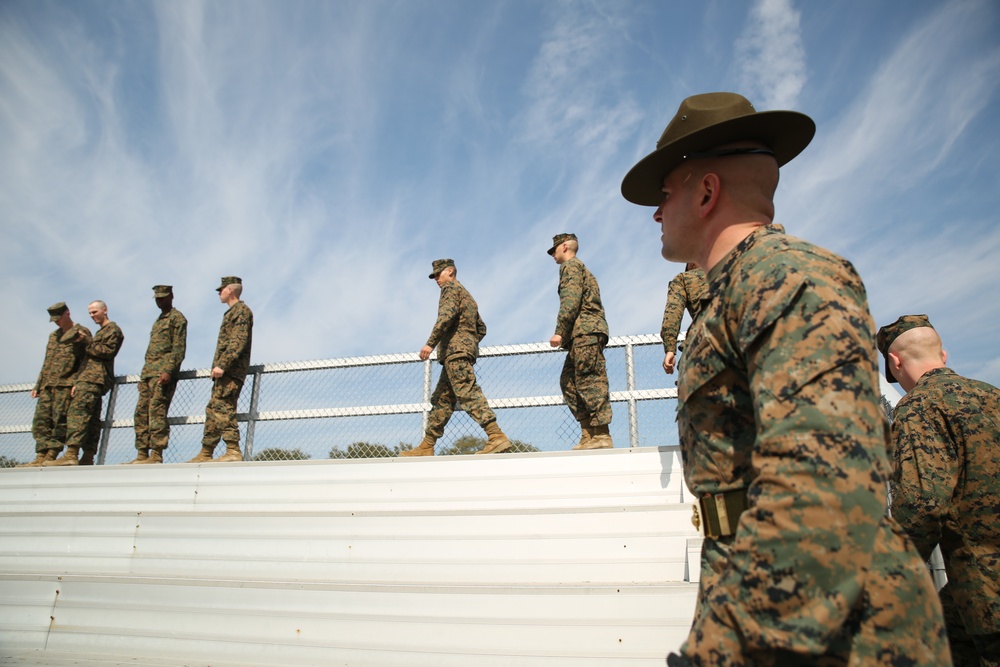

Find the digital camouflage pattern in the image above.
[
  {"left": 33, "top": 323, "right": 90, "bottom": 391},
  {"left": 140, "top": 308, "right": 187, "bottom": 380},
  {"left": 660, "top": 267, "right": 708, "bottom": 354},
  {"left": 426, "top": 280, "right": 486, "bottom": 364},
  {"left": 560, "top": 339, "right": 611, "bottom": 427},
  {"left": 890, "top": 367, "right": 1000, "bottom": 659},
  {"left": 425, "top": 280, "right": 496, "bottom": 432},
  {"left": 212, "top": 300, "right": 253, "bottom": 383},
  {"left": 553, "top": 257, "right": 608, "bottom": 347},
  {"left": 202, "top": 300, "right": 253, "bottom": 448},
  {"left": 64, "top": 320, "right": 124, "bottom": 452},
  {"left": 426, "top": 357, "right": 497, "bottom": 436},
  {"left": 73, "top": 320, "right": 124, "bottom": 393},
  {"left": 135, "top": 308, "right": 187, "bottom": 452},
  {"left": 676, "top": 225, "right": 949, "bottom": 665},
  {"left": 554, "top": 256, "right": 611, "bottom": 427},
  {"left": 64, "top": 382, "right": 103, "bottom": 453},
  {"left": 202, "top": 375, "right": 243, "bottom": 448},
  {"left": 31, "top": 323, "right": 90, "bottom": 453}
]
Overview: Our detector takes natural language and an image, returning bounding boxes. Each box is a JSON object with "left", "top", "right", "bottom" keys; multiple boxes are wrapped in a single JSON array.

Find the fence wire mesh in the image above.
[{"left": 0, "top": 335, "right": 681, "bottom": 466}]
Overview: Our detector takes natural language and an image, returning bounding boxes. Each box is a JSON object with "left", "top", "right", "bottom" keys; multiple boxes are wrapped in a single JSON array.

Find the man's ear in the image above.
[
  {"left": 888, "top": 351, "right": 902, "bottom": 374},
  {"left": 698, "top": 172, "right": 721, "bottom": 218}
]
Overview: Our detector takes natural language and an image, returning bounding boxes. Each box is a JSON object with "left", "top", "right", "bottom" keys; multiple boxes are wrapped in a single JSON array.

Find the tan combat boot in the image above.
[
  {"left": 134, "top": 448, "right": 163, "bottom": 464},
  {"left": 400, "top": 435, "right": 436, "bottom": 457},
  {"left": 215, "top": 443, "right": 243, "bottom": 462},
  {"left": 477, "top": 421, "right": 512, "bottom": 455},
  {"left": 186, "top": 446, "right": 216, "bottom": 463},
  {"left": 44, "top": 446, "right": 79, "bottom": 466},
  {"left": 572, "top": 420, "right": 595, "bottom": 450},
  {"left": 16, "top": 451, "right": 49, "bottom": 467},
  {"left": 584, "top": 424, "right": 614, "bottom": 449},
  {"left": 126, "top": 449, "right": 149, "bottom": 464}
]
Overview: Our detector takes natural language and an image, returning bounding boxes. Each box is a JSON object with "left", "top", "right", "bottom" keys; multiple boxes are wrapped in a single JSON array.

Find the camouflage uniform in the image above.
[
  {"left": 554, "top": 256, "right": 611, "bottom": 427},
  {"left": 135, "top": 308, "right": 187, "bottom": 452},
  {"left": 425, "top": 279, "right": 496, "bottom": 436},
  {"left": 889, "top": 367, "right": 1000, "bottom": 665},
  {"left": 202, "top": 299, "right": 253, "bottom": 449},
  {"left": 676, "top": 225, "right": 949, "bottom": 665},
  {"left": 660, "top": 267, "right": 708, "bottom": 355},
  {"left": 65, "top": 320, "right": 124, "bottom": 459},
  {"left": 32, "top": 323, "right": 90, "bottom": 454}
]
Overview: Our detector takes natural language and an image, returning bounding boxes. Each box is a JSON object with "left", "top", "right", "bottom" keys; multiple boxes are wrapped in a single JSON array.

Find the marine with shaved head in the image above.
[{"left": 879, "top": 315, "right": 1000, "bottom": 666}]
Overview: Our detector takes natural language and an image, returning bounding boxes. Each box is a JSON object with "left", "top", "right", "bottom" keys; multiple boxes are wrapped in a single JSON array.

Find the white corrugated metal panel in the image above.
[{"left": 0, "top": 447, "right": 700, "bottom": 666}]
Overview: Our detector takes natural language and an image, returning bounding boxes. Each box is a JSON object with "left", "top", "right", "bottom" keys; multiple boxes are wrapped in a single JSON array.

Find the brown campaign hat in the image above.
[
  {"left": 428, "top": 258, "right": 455, "bottom": 279},
  {"left": 547, "top": 232, "right": 577, "bottom": 256},
  {"left": 152, "top": 285, "right": 173, "bottom": 298},
  {"left": 876, "top": 314, "right": 934, "bottom": 383},
  {"left": 47, "top": 302, "right": 68, "bottom": 322},
  {"left": 216, "top": 276, "right": 242, "bottom": 292},
  {"left": 621, "top": 92, "right": 816, "bottom": 206}
]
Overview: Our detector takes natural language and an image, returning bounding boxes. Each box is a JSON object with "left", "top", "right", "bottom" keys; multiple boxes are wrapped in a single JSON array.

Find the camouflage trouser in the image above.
[
  {"left": 134, "top": 377, "right": 177, "bottom": 451},
  {"left": 560, "top": 335, "right": 611, "bottom": 426},
  {"left": 426, "top": 356, "right": 496, "bottom": 438},
  {"left": 31, "top": 385, "right": 73, "bottom": 453},
  {"left": 685, "top": 521, "right": 951, "bottom": 666},
  {"left": 65, "top": 382, "right": 104, "bottom": 457},
  {"left": 939, "top": 582, "right": 998, "bottom": 666},
  {"left": 202, "top": 375, "right": 243, "bottom": 448}
]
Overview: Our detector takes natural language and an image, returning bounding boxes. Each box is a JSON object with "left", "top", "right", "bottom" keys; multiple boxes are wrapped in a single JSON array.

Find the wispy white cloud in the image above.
[
  {"left": 736, "top": 0, "right": 806, "bottom": 109},
  {"left": 2, "top": 0, "right": 999, "bottom": 392}
]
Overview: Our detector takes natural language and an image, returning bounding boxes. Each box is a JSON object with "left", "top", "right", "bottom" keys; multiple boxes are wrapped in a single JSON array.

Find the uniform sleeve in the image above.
[
  {"left": 692, "top": 257, "right": 890, "bottom": 656},
  {"left": 554, "top": 261, "right": 582, "bottom": 339},
  {"left": 215, "top": 307, "right": 252, "bottom": 373},
  {"left": 426, "top": 285, "right": 459, "bottom": 349},
  {"left": 476, "top": 313, "right": 487, "bottom": 342},
  {"left": 660, "top": 274, "right": 686, "bottom": 354},
  {"left": 169, "top": 315, "right": 187, "bottom": 377},
  {"left": 889, "top": 402, "right": 956, "bottom": 560},
  {"left": 88, "top": 324, "right": 124, "bottom": 360}
]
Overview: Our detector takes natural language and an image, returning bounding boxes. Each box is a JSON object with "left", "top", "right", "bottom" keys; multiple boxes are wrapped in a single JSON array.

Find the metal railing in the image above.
[{"left": 0, "top": 334, "right": 679, "bottom": 465}]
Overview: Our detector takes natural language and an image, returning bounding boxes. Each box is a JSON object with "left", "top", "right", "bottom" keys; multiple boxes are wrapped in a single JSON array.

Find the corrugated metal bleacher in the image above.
[{"left": 0, "top": 447, "right": 701, "bottom": 666}]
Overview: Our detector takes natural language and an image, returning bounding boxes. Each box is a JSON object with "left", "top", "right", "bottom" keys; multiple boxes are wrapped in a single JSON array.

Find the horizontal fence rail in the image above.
[{"left": 0, "top": 335, "right": 682, "bottom": 466}]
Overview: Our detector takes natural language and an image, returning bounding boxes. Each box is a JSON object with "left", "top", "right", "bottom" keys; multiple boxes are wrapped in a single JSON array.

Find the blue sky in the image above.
[{"left": 2, "top": 0, "right": 999, "bottom": 389}]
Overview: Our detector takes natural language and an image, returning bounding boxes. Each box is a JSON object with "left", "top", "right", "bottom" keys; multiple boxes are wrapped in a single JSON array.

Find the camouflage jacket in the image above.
[
  {"left": 891, "top": 366, "right": 1000, "bottom": 634},
  {"left": 74, "top": 321, "right": 124, "bottom": 393},
  {"left": 212, "top": 301, "right": 253, "bottom": 383},
  {"left": 426, "top": 280, "right": 486, "bottom": 364},
  {"left": 677, "top": 225, "right": 926, "bottom": 658},
  {"left": 140, "top": 308, "right": 187, "bottom": 380},
  {"left": 554, "top": 257, "right": 608, "bottom": 349},
  {"left": 34, "top": 323, "right": 91, "bottom": 391},
  {"left": 660, "top": 267, "right": 708, "bottom": 354}
]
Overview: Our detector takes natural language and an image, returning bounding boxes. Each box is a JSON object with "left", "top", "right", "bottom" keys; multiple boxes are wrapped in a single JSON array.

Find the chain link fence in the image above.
[{"left": 0, "top": 334, "right": 681, "bottom": 466}]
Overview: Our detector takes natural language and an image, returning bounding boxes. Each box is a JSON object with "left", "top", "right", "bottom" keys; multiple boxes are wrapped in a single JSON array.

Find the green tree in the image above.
[
  {"left": 253, "top": 447, "right": 311, "bottom": 462},
  {"left": 440, "top": 436, "right": 540, "bottom": 456},
  {"left": 0, "top": 455, "right": 20, "bottom": 468},
  {"left": 330, "top": 442, "right": 400, "bottom": 459}
]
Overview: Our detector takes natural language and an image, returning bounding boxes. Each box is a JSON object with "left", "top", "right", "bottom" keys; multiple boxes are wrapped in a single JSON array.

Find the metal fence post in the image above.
[
  {"left": 625, "top": 340, "right": 639, "bottom": 449},
  {"left": 422, "top": 359, "right": 432, "bottom": 435},
  {"left": 244, "top": 368, "right": 262, "bottom": 461},
  {"left": 96, "top": 381, "right": 120, "bottom": 466}
]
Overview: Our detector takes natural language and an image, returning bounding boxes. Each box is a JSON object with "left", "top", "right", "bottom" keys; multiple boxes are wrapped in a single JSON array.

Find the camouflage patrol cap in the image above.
[
  {"left": 876, "top": 314, "right": 934, "bottom": 383},
  {"left": 428, "top": 259, "right": 455, "bottom": 279},
  {"left": 216, "top": 276, "right": 242, "bottom": 292},
  {"left": 47, "top": 302, "right": 68, "bottom": 322},
  {"left": 152, "top": 285, "right": 173, "bottom": 298},
  {"left": 547, "top": 233, "right": 577, "bottom": 256}
]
